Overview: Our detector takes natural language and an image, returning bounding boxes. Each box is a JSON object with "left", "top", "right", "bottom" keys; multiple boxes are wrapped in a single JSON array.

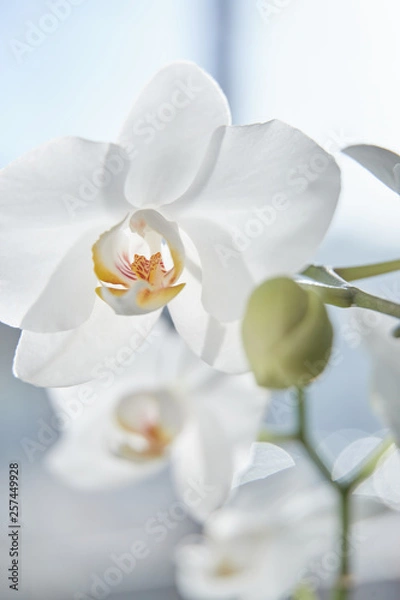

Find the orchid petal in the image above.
[
  {"left": 171, "top": 412, "right": 233, "bottom": 523},
  {"left": 0, "top": 137, "right": 130, "bottom": 228},
  {"left": 13, "top": 299, "right": 161, "bottom": 387},
  {"left": 233, "top": 442, "right": 295, "bottom": 488},
  {"left": 118, "top": 62, "right": 231, "bottom": 207},
  {"left": 168, "top": 235, "right": 248, "bottom": 373},
  {"left": 343, "top": 144, "right": 400, "bottom": 193},
  {"left": 171, "top": 372, "right": 269, "bottom": 522},
  {"left": 0, "top": 137, "right": 130, "bottom": 332},
  {"left": 0, "top": 226, "right": 99, "bottom": 332},
  {"left": 167, "top": 121, "right": 341, "bottom": 322},
  {"left": 98, "top": 281, "right": 185, "bottom": 315},
  {"left": 227, "top": 454, "right": 333, "bottom": 517},
  {"left": 92, "top": 215, "right": 142, "bottom": 287}
]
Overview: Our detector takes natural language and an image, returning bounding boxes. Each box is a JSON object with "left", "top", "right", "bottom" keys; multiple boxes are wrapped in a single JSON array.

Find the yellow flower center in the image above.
[
  {"left": 91, "top": 211, "right": 186, "bottom": 315},
  {"left": 107, "top": 391, "right": 185, "bottom": 463},
  {"left": 131, "top": 252, "right": 167, "bottom": 286},
  {"left": 115, "top": 421, "right": 172, "bottom": 460}
]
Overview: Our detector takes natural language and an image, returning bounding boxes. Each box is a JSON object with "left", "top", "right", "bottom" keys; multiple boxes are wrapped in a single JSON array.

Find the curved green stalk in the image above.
[
  {"left": 334, "top": 259, "right": 400, "bottom": 282},
  {"left": 258, "top": 390, "right": 393, "bottom": 600},
  {"left": 299, "top": 281, "right": 400, "bottom": 320}
]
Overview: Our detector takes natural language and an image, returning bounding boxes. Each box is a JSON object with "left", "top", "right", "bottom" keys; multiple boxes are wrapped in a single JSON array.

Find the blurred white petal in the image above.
[
  {"left": 176, "top": 461, "right": 337, "bottom": 600},
  {"left": 343, "top": 144, "right": 400, "bottom": 194},
  {"left": 45, "top": 323, "right": 269, "bottom": 519}
]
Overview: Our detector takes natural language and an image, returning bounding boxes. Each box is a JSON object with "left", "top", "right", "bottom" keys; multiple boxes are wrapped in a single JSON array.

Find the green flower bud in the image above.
[{"left": 242, "top": 277, "right": 333, "bottom": 389}]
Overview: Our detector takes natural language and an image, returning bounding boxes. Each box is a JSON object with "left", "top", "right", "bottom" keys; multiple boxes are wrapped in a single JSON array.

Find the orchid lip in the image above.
[
  {"left": 213, "top": 557, "right": 244, "bottom": 578},
  {"left": 92, "top": 209, "right": 186, "bottom": 316},
  {"left": 107, "top": 389, "right": 185, "bottom": 463}
]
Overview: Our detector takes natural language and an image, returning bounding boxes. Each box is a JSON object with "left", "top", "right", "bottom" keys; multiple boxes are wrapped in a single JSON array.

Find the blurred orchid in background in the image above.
[
  {"left": 0, "top": 61, "right": 341, "bottom": 388},
  {"left": 45, "top": 319, "right": 269, "bottom": 521},
  {"left": 343, "top": 144, "right": 400, "bottom": 194},
  {"left": 176, "top": 445, "right": 400, "bottom": 600},
  {"left": 177, "top": 451, "right": 335, "bottom": 600}
]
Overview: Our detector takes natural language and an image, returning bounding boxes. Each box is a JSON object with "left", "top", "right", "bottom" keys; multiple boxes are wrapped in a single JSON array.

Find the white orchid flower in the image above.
[
  {"left": 176, "top": 444, "right": 400, "bottom": 600},
  {"left": 176, "top": 451, "right": 335, "bottom": 600},
  {"left": 45, "top": 320, "right": 270, "bottom": 521},
  {"left": 0, "top": 61, "right": 340, "bottom": 387}
]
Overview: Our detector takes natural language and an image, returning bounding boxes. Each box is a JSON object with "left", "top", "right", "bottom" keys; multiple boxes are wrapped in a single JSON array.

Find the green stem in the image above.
[
  {"left": 296, "top": 389, "right": 350, "bottom": 600},
  {"left": 334, "top": 259, "right": 400, "bottom": 282},
  {"left": 300, "top": 281, "right": 400, "bottom": 320},
  {"left": 257, "top": 430, "right": 297, "bottom": 444},
  {"left": 331, "top": 438, "right": 394, "bottom": 600},
  {"left": 258, "top": 392, "right": 394, "bottom": 600},
  {"left": 296, "top": 388, "right": 342, "bottom": 491},
  {"left": 331, "top": 489, "right": 351, "bottom": 600},
  {"left": 352, "top": 288, "right": 400, "bottom": 319}
]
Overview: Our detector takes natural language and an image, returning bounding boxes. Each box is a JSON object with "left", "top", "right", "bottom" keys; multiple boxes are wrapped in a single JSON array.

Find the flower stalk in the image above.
[
  {"left": 301, "top": 262, "right": 400, "bottom": 322},
  {"left": 259, "top": 388, "right": 394, "bottom": 600},
  {"left": 295, "top": 387, "right": 341, "bottom": 491},
  {"left": 334, "top": 259, "right": 400, "bottom": 282},
  {"left": 300, "top": 281, "right": 400, "bottom": 321},
  {"left": 331, "top": 488, "right": 351, "bottom": 600},
  {"left": 296, "top": 388, "right": 351, "bottom": 599}
]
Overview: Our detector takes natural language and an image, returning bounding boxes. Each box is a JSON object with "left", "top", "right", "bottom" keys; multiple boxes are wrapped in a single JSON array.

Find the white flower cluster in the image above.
[{"left": 0, "top": 62, "right": 399, "bottom": 599}]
